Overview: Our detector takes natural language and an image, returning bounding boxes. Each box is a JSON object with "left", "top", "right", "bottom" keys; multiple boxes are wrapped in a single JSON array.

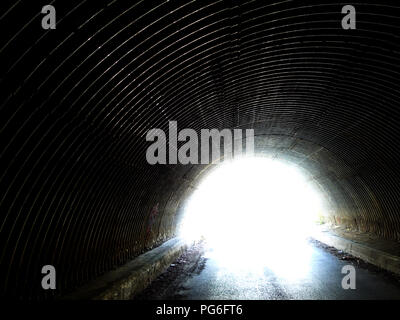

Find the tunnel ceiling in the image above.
[{"left": 1, "top": 0, "right": 400, "bottom": 298}]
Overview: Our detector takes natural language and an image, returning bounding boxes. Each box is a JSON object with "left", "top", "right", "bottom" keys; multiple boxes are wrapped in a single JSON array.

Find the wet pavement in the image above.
[{"left": 135, "top": 239, "right": 400, "bottom": 300}]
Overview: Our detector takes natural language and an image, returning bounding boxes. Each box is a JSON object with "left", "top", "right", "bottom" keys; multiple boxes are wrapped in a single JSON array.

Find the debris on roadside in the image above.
[{"left": 308, "top": 237, "right": 400, "bottom": 284}]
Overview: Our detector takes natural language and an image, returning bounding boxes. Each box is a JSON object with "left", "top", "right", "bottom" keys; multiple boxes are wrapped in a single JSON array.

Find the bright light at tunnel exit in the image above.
[{"left": 179, "top": 156, "right": 327, "bottom": 279}]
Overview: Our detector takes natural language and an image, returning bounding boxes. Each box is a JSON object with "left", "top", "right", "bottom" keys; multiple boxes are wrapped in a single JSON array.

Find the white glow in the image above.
[{"left": 179, "top": 156, "right": 326, "bottom": 280}]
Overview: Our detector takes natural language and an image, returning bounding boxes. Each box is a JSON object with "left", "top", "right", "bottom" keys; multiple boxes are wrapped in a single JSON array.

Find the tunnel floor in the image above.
[{"left": 134, "top": 239, "right": 400, "bottom": 300}]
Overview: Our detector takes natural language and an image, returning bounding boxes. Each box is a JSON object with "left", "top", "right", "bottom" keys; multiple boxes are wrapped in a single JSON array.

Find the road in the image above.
[{"left": 135, "top": 239, "right": 400, "bottom": 300}]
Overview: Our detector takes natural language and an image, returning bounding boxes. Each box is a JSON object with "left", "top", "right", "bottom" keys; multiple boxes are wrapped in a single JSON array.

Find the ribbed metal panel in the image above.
[{"left": 0, "top": 0, "right": 400, "bottom": 298}]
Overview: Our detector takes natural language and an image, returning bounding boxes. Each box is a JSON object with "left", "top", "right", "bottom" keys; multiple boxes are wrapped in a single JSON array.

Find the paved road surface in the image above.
[{"left": 135, "top": 239, "right": 400, "bottom": 300}]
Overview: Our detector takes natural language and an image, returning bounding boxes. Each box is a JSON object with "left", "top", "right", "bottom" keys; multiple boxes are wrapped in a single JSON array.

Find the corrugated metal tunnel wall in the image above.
[{"left": 0, "top": 0, "right": 399, "bottom": 299}]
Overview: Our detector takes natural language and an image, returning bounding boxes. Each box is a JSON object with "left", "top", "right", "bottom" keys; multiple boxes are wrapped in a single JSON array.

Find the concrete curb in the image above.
[
  {"left": 62, "top": 237, "right": 187, "bottom": 300},
  {"left": 312, "top": 230, "right": 400, "bottom": 276}
]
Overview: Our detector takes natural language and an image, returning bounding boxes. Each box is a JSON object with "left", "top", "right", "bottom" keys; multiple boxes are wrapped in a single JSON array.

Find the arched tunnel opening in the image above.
[
  {"left": 1, "top": 0, "right": 400, "bottom": 303},
  {"left": 179, "top": 156, "right": 326, "bottom": 258},
  {"left": 178, "top": 155, "right": 327, "bottom": 280}
]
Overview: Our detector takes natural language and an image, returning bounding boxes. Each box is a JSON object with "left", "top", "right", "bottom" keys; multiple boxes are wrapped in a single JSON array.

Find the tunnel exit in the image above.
[
  {"left": 3, "top": 0, "right": 400, "bottom": 307},
  {"left": 179, "top": 157, "right": 327, "bottom": 279}
]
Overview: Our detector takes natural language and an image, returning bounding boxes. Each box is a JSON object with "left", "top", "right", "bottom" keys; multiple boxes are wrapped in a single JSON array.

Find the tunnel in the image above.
[{"left": 1, "top": 0, "right": 400, "bottom": 300}]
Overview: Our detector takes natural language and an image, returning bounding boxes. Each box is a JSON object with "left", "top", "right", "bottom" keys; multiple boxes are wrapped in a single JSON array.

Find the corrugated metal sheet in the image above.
[{"left": 0, "top": 0, "right": 399, "bottom": 298}]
